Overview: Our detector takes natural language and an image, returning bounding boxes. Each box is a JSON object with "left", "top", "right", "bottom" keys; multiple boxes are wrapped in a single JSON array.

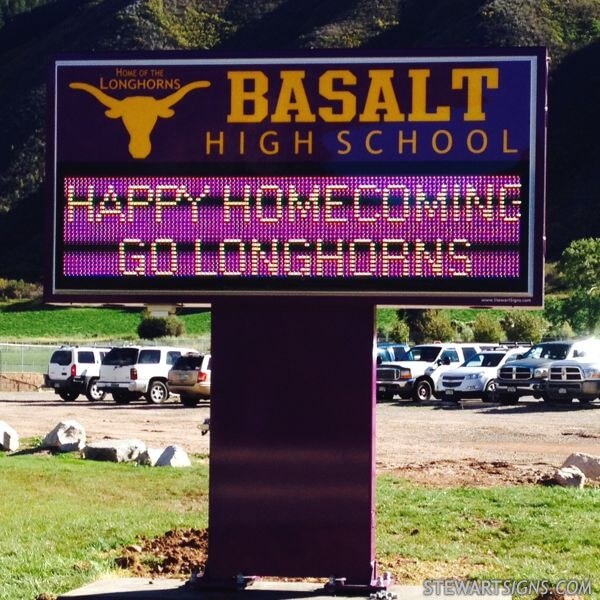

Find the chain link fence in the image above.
[{"left": 0, "top": 343, "right": 58, "bottom": 374}]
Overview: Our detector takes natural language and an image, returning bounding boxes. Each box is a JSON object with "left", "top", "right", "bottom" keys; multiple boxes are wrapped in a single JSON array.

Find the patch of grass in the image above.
[
  {"left": 0, "top": 453, "right": 208, "bottom": 600},
  {"left": 0, "top": 302, "right": 211, "bottom": 343},
  {"left": 377, "top": 476, "right": 599, "bottom": 594},
  {"left": 2, "top": 456, "right": 599, "bottom": 599}
]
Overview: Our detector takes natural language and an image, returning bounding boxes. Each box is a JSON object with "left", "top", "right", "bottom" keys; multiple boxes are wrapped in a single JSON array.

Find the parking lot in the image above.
[{"left": 2, "top": 391, "right": 599, "bottom": 485}]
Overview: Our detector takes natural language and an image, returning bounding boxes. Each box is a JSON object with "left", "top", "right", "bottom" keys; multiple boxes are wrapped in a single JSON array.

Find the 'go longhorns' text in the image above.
[{"left": 65, "top": 181, "right": 522, "bottom": 225}]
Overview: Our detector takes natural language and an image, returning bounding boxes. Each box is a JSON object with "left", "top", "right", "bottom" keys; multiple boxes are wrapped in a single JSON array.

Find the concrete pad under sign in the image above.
[{"left": 58, "top": 577, "right": 510, "bottom": 599}]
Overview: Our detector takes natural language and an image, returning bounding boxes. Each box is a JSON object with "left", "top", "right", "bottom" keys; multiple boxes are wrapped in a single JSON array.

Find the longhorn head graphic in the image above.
[{"left": 69, "top": 80, "right": 211, "bottom": 159}]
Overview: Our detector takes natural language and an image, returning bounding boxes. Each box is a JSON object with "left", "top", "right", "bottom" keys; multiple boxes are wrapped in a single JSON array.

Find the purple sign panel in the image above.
[{"left": 48, "top": 50, "right": 546, "bottom": 305}]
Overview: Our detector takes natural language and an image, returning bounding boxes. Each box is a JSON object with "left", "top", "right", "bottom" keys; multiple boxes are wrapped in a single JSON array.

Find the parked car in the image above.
[
  {"left": 376, "top": 343, "right": 481, "bottom": 402},
  {"left": 167, "top": 353, "right": 212, "bottom": 407},
  {"left": 97, "top": 345, "right": 196, "bottom": 404},
  {"left": 438, "top": 347, "right": 529, "bottom": 402},
  {"left": 44, "top": 346, "right": 111, "bottom": 402},
  {"left": 545, "top": 341, "right": 600, "bottom": 404},
  {"left": 495, "top": 339, "right": 600, "bottom": 404},
  {"left": 376, "top": 343, "right": 410, "bottom": 365}
]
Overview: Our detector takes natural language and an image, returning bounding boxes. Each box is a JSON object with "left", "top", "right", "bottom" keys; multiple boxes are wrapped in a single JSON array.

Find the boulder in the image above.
[
  {"left": 43, "top": 421, "right": 86, "bottom": 452},
  {"left": 83, "top": 439, "right": 146, "bottom": 463},
  {"left": 562, "top": 452, "right": 600, "bottom": 481},
  {"left": 155, "top": 445, "right": 192, "bottom": 467},
  {"left": 0, "top": 421, "right": 20, "bottom": 452},
  {"left": 137, "top": 447, "right": 164, "bottom": 467},
  {"left": 552, "top": 465, "right": 586, "bottom": 488}
]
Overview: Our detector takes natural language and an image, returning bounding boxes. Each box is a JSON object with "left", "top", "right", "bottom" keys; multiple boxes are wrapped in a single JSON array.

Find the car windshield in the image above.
[
  {"left": 173, "top": 355, "right": 205, "bottom": 370},
  {"left": 463, "top": 352, "right": 504, "bottom": 368},
  {"left": 523, "top": 343, "right": 570, "bottom": 361},
  {"left": 403, "top": 346, "right": 441, "bottom": 362},
  {"left": 50, "top": 350, "right": 72, "bottom": 366},
  {"left": 103, "top": 348, "right": 138, "bottom": 366}
]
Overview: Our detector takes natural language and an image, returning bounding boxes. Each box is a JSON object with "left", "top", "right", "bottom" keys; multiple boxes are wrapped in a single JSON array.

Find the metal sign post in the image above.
[{"left": 205, "top": 298, "right": 378, "bottom": 588}]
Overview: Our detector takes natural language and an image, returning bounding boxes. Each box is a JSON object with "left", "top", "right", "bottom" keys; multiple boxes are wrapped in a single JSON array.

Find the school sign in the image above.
[{"left": 47, "top": 49, "right": 547, "bottom": 306}]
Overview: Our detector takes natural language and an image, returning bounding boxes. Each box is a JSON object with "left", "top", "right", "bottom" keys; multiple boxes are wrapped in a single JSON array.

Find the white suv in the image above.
[
  {"left": 45, "top": 346, "right": 111, "bottom": 402},
  {"left": 97, "top": 345, "right": 196, "bottom": 404}
]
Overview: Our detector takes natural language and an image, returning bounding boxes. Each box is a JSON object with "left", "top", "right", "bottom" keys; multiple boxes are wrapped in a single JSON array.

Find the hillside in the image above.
[{"left": 1, "top": 0, "right": 599, "bottom": 281}]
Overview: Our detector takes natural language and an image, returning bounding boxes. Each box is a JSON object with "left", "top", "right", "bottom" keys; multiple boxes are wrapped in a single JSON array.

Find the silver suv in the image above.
[
  {"left": 45, "top": 346, "right": 110, "bottom": 402},
  {"left": 98, "top": 345, "right": 196, "bottom": 404}
]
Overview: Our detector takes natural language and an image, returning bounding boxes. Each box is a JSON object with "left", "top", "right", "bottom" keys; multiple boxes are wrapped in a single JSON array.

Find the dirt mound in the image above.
[
  {"left": 116, "top": 528, "right": 207, "bottom": 577},
  {"left": 388, "top": 459, "right": 555, "bottom": 487}
]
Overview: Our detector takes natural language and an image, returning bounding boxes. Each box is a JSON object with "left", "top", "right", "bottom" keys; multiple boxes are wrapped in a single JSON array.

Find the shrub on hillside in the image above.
[
  {"left": 138, "top": 315, "right": 185, "bottom": 339},
  {"left": 0, "top": 278, "right": 42, "bottom": 300}
]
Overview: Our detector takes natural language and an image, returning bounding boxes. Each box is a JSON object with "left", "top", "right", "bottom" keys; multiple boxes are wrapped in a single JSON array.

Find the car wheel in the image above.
[
  {"left": 146, "top": 380, "right": 169, "bottom": 404},
  {"left": 58, "top": 390, "right": 78, "bottom": 402},
  {"left": 412, "top": 379, "right": 432, "bottom": 402},
  {"left": 112, "top": 391, "right": 131, "bottom": 405},
  {"left": 85, "top": 378, "right": 106, "bottom": 402},
  {"left": 483, "top": 380, "right": 496, "bottom": 402},
  {"left": 180, "top": 394, "right": 200, "bottom": 407}
]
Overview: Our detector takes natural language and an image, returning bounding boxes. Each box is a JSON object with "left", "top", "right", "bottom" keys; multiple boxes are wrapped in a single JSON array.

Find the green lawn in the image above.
[
  {"left": 0, "top": 301, "right": 211, "bottom": 343},
  {"left": 377, "top": 476, "right": 599, "bottom": 591},
  {"left": 1, "top": 453, "right": 208, "bottom": 600},
  {"left": 1, "top": 453, "right": 597, "bottom": 600}
]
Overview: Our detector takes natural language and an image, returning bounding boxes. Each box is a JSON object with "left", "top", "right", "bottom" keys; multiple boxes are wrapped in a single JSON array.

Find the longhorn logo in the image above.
[{"left": 69, "top": 80, "right": 211, "bottom": 159}]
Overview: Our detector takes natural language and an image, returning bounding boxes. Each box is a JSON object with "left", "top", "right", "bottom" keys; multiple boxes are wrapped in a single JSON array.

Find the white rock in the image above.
[
  {"left": 0, "top": 421, "right": 20, "bottom": 452},
  {"left": 83, "top": 439, "right": 146, "bottom": 462},
  {"left": 137, "top": 447, "right": 164, "bottom": 467},
  {"left": 562, "top": 452, "right": 600, "bottom": 481},
  {"left": 155, "top": 445, "right": 191, "bottom": 467},
  {"left": 43, "top": 421, "right": 86, "bottom": 452},
  {"left": 553, "top": 465, "right": 586, "bottom": 488}
]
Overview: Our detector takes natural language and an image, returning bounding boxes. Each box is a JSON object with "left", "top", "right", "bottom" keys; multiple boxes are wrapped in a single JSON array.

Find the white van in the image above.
[{"left": 97, "top": 345, "right": 196, "bottom": 404}]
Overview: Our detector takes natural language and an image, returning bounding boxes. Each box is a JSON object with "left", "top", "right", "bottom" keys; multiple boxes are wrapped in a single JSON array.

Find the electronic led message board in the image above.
[{"left": 48, "top": 50, "right": 547, "bottom": 306}]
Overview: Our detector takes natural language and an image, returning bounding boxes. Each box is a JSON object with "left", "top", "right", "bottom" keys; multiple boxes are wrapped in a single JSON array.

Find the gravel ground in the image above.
[{"left": 2, "top": 390, "right": 599, "bottom": 485}]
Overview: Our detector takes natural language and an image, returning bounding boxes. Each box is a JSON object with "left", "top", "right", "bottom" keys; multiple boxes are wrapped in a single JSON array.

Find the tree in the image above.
[
  {"left": 557, "top": 238, "right": 600, "bottom": 291},
  {"left": 389, "top": 319, "right": 410, "bottom": 343},
  {"left": 377, "top": 310, "right": 411, "bottom": 343},
  {"left": 412, "top": 310, "right": 455, "bottom": 343},
  {"left": 472, "top": 313, "right": 504, "bottom": 343},
  {"left": 551, "top": 238, "right": 600, "bottom": 334},
  {"left": 500, "top": 311, "right": 548, "bottom": 343},
  {"left": 560, "top": 288, "right": 600, "bottom": 335}
]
